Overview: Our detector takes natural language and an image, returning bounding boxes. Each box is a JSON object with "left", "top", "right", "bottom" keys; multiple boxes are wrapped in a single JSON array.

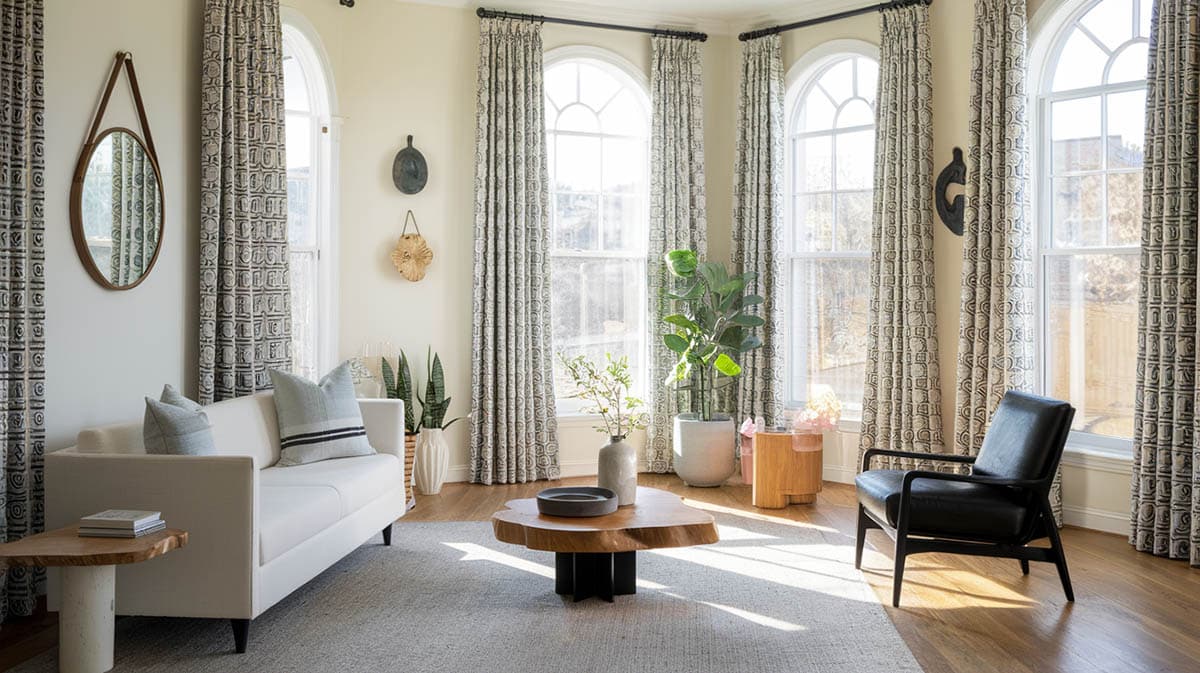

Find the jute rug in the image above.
[{"left": 14, "top": 509, "right": 923, "bottom": 673}]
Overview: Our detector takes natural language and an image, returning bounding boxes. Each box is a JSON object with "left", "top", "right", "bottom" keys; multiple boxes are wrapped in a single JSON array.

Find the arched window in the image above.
[
  {"left": 282, "top": 17, "right": 337, "bottom": 381},
  {"left": 544, "top": 50, "right": 650, "bottom": 408},
  {"left": 1034, "top": 0, "right": 1148, "bottom": 445},
  {"left": 784, "top": 48, "right": 879, "bottom": 411}
]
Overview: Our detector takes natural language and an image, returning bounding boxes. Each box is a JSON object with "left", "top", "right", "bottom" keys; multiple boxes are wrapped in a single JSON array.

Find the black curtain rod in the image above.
[
  {"left": 738, "top": 0, "right": 931, "bottom": 42},
  {"left": 477, "top": 7, "right": 707, "bottom": 42}
]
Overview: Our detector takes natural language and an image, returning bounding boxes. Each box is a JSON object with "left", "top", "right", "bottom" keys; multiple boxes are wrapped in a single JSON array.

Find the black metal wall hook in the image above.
[
  {"left": 936, "top": 147, "right": 966, "bottom": 236},
  {"left": 339, "top": 0, "right": 354, "bottom": 7}
]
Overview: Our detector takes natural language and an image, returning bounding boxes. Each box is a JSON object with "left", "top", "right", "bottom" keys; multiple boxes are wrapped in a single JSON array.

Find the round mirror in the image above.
[{"left": 71, "top": 127, "right": 164, "bottom": 290}]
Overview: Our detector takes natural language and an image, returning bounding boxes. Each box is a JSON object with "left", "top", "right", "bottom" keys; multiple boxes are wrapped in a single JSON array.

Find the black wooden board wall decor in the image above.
[
  {"left": 393, "top": 135, "right": 428, "bottom": 194},
  {"left": 936, "top": 147, "right": 966, "bottom": 235}
]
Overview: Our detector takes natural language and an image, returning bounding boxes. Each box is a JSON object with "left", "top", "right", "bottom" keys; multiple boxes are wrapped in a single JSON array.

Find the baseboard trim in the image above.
[
  {"left": 445, "top": 460, "right": 601, "bottom": 483},
  {"left": 1062, "top": 504, "right": 1129, "bottom": 536},
  {"left": 823, "top": 465, "right": 857, "bottom": 485}
]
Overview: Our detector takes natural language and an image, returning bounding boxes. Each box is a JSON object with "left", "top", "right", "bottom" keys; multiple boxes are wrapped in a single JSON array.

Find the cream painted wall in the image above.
[{"left": 44, "top": 0, "right": 201, "bottom": 449}]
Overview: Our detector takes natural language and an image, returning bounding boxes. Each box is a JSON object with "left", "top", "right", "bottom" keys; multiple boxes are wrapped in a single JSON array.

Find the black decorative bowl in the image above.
[{"left": 536, "top": 487, "right": 618, "bottom": 518}]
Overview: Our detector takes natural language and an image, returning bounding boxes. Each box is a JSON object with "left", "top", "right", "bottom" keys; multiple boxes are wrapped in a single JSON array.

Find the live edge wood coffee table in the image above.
[
  {"left": 0, "top": 525, "right": 187, "bottom": 673},
  {"left": 492, "top": 487, "right": 718, "bottom": 602}
]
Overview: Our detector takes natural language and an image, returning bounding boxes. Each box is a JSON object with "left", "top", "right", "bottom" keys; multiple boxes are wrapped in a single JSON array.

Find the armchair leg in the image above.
[
  {"left": 855, "top": 506, "right": 868, "bottom": 570},
  {"left": 1019, "top": 558, "right": 1030, "bottom": 575},
  {"left": 230, "top": 619, "right": 250, "bottom": 654},
  {"left": 892, "top": 533, "right": 908, "bottom": 608},
  {"left": 382, "top": 524, "right": 393, "bottom": 546},
  {"left": 1043, "top": 502, "right": 1074, "bottom": 601}
]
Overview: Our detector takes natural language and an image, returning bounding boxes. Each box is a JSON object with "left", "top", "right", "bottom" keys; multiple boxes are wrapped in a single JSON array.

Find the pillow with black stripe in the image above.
[{"left": 269, "top": 362, "right": 376, "bottom": 467}]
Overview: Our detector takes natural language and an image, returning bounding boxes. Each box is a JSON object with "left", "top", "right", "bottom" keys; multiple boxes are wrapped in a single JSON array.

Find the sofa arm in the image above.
[
  {"left": 45, "top": 451, "right": 259, "bottom": 619},
  {"left": 359, "top": 398, "right": 405, "bottom": 459}
]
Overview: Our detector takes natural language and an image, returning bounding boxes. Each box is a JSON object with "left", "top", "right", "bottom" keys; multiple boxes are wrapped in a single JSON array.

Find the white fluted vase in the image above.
[{"left": 414, "top": 428, "right": 449, "bottom": 495}]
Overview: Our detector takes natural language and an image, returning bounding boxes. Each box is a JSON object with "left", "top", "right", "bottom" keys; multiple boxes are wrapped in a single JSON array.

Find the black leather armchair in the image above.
[{"left": 854, "top": 391, "right": 1076, "bottom": 607}]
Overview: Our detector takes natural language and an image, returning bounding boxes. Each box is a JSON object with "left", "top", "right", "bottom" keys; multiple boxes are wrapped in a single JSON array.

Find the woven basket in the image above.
[{"left": 404, "top": 433, "right": 418, "bottom": 509}]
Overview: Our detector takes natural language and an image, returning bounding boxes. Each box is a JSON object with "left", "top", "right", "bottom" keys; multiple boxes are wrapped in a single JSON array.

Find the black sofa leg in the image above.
[
  {"left": 854, "top": 506, "right": 868, "bottom": 570},
  {"left": 231, "top": 619, "right": 250, "bottom": 654},
  {"left": 382, "top": 523, "right": 393, "bottom": 546},
  {"left": 1019, "top": 558, "right": 1030, "bottom": 575},
  {"left": 1043, "top": 503, "right": 1074, "bottom": 601}
]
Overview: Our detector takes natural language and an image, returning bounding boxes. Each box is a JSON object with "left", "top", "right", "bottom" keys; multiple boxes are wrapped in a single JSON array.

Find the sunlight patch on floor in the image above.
[
  {"left": 658, "top": 591, "right": 807, "bottom": 631},
  {"left": 681, "top": 498, "right": 839, "bottom": 534},
  {"left": 443, "top": 542, "right": 668, "bottom": 590},
  {"left": 715, "top": 524, "right": 779, "bottom": 541},
  {"left": 649, "top": 545, "right": 875, "bottom": 603}
]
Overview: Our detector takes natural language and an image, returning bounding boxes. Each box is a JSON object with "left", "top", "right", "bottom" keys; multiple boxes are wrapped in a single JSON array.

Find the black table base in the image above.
[{"left": 554, "top": 551, "right": 636, "bottom": 602}]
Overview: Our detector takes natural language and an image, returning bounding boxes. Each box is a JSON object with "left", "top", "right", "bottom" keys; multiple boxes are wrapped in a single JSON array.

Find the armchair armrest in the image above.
[
  {"left": 861, "top": 448, "right": 976, "bottom": 473},
  {"left": 45, "top": 451, "right": 258, "bottom": 618}
]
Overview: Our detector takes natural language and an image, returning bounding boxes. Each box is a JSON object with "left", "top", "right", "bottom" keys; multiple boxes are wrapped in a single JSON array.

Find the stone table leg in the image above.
[{"left": 59, "top": 565, "right": 115, "bottom": 673}]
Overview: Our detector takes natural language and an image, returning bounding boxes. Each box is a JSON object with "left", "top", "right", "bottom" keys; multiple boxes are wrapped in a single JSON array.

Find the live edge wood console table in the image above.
[
  {"left": 0, "top": 525, "right": 187, "bottom": 673},
  {"left": 492, "top": 487, "right": 718, "bottom": 602}
]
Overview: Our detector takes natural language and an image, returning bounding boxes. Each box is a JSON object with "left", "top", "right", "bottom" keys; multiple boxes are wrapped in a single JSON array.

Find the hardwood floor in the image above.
[
  {"left": 3, "top": 475, "right": 1196, "bottom": 672},
  {"left": 407, "top": 474, "right": 1200, "bottom": 673}
]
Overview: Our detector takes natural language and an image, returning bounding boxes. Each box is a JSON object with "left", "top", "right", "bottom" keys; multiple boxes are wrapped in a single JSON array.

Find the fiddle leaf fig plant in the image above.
[{"left": 661, "top": 249, "right": 765, "bottom": 421}]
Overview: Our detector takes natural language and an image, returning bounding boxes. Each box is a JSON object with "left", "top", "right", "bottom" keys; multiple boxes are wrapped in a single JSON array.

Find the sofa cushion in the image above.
[
  {"left": 856, "top": 469, "right": 1032, "bottom": 542},
  {"left": 259, "top": 486, "right": 341, "bottom": 565},
  {"left": 260, "top": 453, "right": 401, "bottom": 517},
  {"left": 269, "top": 363, "right": 376, "bottom": 467},
  {"left": 204, "top": 393, "right": 281, "bottom": 467}
]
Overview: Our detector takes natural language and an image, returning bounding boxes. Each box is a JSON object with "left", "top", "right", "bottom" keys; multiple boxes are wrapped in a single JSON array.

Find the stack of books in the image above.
[{"left": 78, "top": 510, "right": 166, "bottom": 538}]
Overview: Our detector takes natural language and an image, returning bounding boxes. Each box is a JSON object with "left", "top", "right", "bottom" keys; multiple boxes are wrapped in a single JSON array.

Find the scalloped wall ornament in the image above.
[{"left": 391, "top": 210, "right": 434, "bottom": 281}]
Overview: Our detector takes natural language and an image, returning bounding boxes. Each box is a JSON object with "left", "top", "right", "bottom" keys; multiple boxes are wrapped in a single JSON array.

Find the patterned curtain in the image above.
[
  {"left": 199, "top": 0, "right": 291, "bottom": 405},
  {"left": 0, "top": 0, "right": 46, "bottom": 620},
  {"left": 730, "top": 35, "right": 785, "bottom": 429},
  {"left": 468, "top": 17, "right": 560, "bottom": 484},
  {"left": 110, "top": 133, "right": 161, "bottom": 286},
  {"left": 857, "top": 3, "right": 943, "bottom": 470},
  {"left": 646, "top": 36, "right": 707, "bottom": 473},
  {"left": 1131, "top": 0, "right": 1200, "bottom": 565}
]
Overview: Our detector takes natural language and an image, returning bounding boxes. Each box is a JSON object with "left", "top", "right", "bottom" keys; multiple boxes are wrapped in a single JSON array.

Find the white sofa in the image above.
[{"left": 45, "top": 392, "right": 408, "bottom": 653}]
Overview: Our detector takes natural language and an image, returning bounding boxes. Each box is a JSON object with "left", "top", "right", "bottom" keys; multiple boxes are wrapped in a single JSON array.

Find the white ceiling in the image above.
[{"left": 409, "top": 0, "right": 869, "bottom": 35}]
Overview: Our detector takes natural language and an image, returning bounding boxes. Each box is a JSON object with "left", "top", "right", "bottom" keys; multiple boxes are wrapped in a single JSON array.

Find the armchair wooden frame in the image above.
[{"left": 855, "top": 449, "right": 1074, "bottom": 608}]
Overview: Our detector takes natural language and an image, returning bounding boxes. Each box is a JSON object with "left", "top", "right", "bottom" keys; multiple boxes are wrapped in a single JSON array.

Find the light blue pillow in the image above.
[
  {"left": 144, "top": 385, "right": 215, "bottom": 455},
  {"left": 270, "top": 362, "right": 376, "bottom": 467}
]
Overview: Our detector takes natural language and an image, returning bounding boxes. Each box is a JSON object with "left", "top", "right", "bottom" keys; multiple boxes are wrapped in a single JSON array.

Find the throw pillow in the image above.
[
  {"left": 270, "top": 362, "right": 376, "bottom": 467},
  {"left": 144, "top": 385, "right": 216, "bottom": 455}
]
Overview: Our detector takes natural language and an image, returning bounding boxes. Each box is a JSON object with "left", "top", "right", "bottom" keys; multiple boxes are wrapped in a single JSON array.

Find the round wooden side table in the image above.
[{"left": 752, "top": 430, "right": 823, "bottom": 508}]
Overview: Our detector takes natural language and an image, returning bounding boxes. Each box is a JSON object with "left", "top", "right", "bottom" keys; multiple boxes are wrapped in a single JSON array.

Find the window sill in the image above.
[{"left": 1061, "top": 442, "right": 1132, "bottom": 475}]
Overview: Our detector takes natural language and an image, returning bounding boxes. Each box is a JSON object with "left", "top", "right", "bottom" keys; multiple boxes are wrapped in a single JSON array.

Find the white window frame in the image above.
[
  {"left": 1030, "top": 0, "right": 1147, "bottom": 455},
  {"left": 783, "top": 40, "right": 879, "bottom": 424},
  {"left": 282, "top": 9, "right": 340, "bottom": 379},
  {"left": 543, "top": 46, "right": 651, "bottom": 416}
]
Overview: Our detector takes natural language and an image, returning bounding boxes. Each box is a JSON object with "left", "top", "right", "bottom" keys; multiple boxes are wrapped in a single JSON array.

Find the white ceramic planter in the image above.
[
  {"left": 673, "top": 413, "right": 736, "bottom": 487},
  {"left": 414, "top": 428, "right": 449, "bottom": 495},
  {"left": 598, "top": 436, "right": 638, "bottom": 506}
]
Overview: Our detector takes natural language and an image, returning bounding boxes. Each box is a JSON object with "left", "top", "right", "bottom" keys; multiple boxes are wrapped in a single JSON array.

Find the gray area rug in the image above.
[{"left": 15, "top": 510, "right": 923, "bottom": 673}]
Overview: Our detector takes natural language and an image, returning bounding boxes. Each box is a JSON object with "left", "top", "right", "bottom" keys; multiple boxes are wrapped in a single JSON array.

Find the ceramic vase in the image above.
[
  {"left": 598, "top": 435, "right": 638, "bottom": 506},
  {"left": 414, "top": 428, "right": 449, "bottom": 495},
  {"left": 673, "top": 413, "right": 736, "bottom": 487}
]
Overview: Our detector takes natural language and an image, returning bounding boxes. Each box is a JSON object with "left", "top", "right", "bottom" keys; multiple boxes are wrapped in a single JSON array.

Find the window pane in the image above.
[
  {"left": 602, "top": 138, "right": 645, "bottom": 194},
  {"left": 290, "top": 250, "right": 317, "bottom": 381},
  {"left": 286, "top": 116, "right": 314, "bottom": 246},
  {"left": 835, "top": 129, "right": 874, "bottom": 189},
  {"left": 283, "top": 55, "right": 309, "bottom": 112},
  {"left": 556, "top": 104, "right": 599, "bottom": 133},
  {"left": 550, "top": 257, "right": 645, "bottom": 399},
  {"left": 794, "top": 194, "right": 833, "bottom": 252},
  {"left": 598, "top": 89, "right": 647, "bottom": 136},
  {"left": 1044, "top": 254, "right": 1138, "bottom": 438},
  {"left": 837, "top": 99, "right": 873, "bottom": 128},
  {"left": 579, "top": 63, "right": 620, "bottom": 109},
  {"left": 797, "top": 87, "right": 836, "bottom": 132},
  {"left": 856, "top": 57, "right": 878, "bottom": 104},
  {"left": 545, "top": 63, "right": 576, "bottom": 108},
  {"left": 792, "top": 257, "right": 870, "bottom": 406},
  {"left": 1080, "top": 0, "right": 1134, "bottom": 52},
  {"left": 798, "top": 136, "right": 833, "bottom": 192},
  {"left": 1051, "top": 97, "right": 1102, "bottom": 173},
  {"left": 1052, "top": 175, "right": 1104, "bottom": 247},
  {"left": 835, "top": 191, "right": 873, "bottom": 251},
  {"left": 602, "top": 195, "right": 643, "bottom": 252},
  {"left": 1053, "top": 29, "right": 1106, "bottom": 91},
  {"left": 1107, "top": 89, "right": 1146, "bottom": 169},
  {"left": 553, "top": 135, "right": 601, "bottom": 191},
  {"left": 1108, "top": 42, "right": 1148, "bottom": 84},
  {"left": 1107, "top": 172, "right": 1142, "bottom": 246},
  {"left": 553, "top": 193, "right": 599, "bottom": 251},
  {"left": 818, "top": 59, "right": 853, "bottom": 104},
  {"left": 1139, "top": 0, "right": 1152, "bottom": 38},
  {"left": 286, "top": 113, "right": 311, "bottom": 170}
]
